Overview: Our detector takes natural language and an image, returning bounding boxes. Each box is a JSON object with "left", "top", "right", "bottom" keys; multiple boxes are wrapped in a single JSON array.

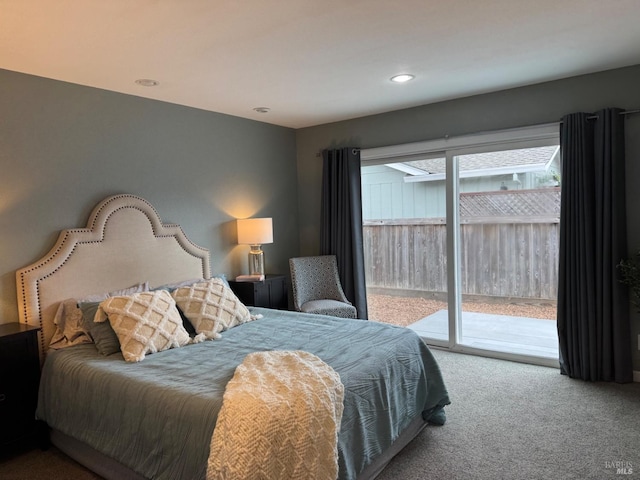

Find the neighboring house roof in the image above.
[{"left": 388, "top": 145, "right": 560, "bottom": 182}]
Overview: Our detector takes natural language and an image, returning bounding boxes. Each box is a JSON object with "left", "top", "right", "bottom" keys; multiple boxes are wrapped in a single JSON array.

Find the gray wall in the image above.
[
  {"left": 0, "top": 69, "right": 298, "bottom": 323},
  {"left": 295, "top": 64, "right": 640, "bottom": 372}
]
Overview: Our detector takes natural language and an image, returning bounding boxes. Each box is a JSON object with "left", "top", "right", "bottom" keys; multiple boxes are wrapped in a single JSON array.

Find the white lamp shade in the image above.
[{"left": 237, "top": 218, "right": 273, "bottom": 245}]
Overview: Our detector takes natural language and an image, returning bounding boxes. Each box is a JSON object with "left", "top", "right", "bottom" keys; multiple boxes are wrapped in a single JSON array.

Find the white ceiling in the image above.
[{"left": 3, "top": 0, "right": 640, "bottom": 129}]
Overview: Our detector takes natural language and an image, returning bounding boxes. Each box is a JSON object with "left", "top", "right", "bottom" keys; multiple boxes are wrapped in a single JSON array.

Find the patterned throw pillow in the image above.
[
  {"left": 97, "top": 290, "right": 190, "bottom": 362},
  {"left": 171, "top": 278, "right": 253, "bottom": 339}
]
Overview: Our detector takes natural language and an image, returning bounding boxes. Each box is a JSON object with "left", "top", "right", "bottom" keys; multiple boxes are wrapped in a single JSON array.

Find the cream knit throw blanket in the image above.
[{"left": 206, "top": 350, "right": 345, "bottom": 480}]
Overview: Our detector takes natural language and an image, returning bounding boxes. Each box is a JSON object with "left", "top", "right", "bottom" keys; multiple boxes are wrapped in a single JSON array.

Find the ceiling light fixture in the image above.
[
  {"left": 135, "top": 79, "right": 159, "bottom": 87},
  {"left": 390, "top": 74, "right": 415, "bottom": 83},
  {"left": 253, "top": 107, "right": 271, "bottom": 113}
]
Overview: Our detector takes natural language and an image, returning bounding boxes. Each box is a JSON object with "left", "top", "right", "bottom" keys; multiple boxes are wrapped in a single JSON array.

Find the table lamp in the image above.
[{"left": 237, "top": 217, "right": 273, "bottom": 276}]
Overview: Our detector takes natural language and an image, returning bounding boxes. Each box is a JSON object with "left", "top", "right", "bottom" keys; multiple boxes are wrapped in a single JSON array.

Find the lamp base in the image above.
[{"left": 248, "top": 245, "right": 265, "bottom": 276}]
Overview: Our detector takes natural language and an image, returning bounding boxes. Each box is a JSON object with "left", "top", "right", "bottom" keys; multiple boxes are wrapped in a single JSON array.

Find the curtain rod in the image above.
[
  {"left": 315, "top": 147, "right": 360, "bottom": 157},
  {"left": 585, "top": 108, "right": 640, "bottom": 120}
]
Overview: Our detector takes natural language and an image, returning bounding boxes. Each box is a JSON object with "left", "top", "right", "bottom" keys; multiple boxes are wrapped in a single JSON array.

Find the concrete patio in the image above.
[{"left": 408, "top": 309, "right": 559, "bottom": 359}]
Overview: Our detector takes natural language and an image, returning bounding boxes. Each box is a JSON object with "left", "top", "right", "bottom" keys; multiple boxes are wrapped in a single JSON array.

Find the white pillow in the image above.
[
  {"left": 171, "top": 278, "right": 253, "bottom": 339},
  {"left": 97, "top": 290, "right": 190, "bottom": 362}
]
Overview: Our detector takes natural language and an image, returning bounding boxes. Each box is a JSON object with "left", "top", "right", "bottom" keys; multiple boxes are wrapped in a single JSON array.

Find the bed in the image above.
[{"left": 16, "top": 194, "right": 450, "bottom": 480}]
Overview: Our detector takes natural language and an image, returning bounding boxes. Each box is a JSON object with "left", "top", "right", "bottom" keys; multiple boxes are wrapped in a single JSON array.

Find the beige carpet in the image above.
[{"left": 0, "top": 444, "right": 101, "bottom": 480}]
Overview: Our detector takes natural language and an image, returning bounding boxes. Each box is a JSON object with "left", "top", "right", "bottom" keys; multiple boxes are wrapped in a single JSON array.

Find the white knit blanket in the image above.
[{"left": 206, "top": 350, "right": 345, "bottom": 480}]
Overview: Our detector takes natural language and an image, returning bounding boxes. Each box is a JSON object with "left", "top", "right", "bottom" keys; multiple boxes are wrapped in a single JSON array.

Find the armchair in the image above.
[{"left": 289, "top": 255, "right": 357, "bottom": 319}]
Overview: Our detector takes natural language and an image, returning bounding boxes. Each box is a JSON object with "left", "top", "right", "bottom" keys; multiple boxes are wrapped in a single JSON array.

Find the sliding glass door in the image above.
[
  {"left": 361, "top": 124, "right": 561, "bottom": 366},
  {"left": 362, "top": 157, "right": 449, "bottom": 345},
  {"left": 452, "top": 145, "right": 560, "bottom": 362}
]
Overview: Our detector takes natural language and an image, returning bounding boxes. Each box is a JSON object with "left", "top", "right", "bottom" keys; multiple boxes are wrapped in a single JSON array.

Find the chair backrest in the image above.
[{"left": 289, "top": 255, "right": 351, "bottom": 310}]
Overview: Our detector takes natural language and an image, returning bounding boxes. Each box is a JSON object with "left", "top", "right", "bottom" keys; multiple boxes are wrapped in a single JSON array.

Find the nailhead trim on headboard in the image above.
[{"left": 16, "top": 194, "right": 211, "bottom": 362}]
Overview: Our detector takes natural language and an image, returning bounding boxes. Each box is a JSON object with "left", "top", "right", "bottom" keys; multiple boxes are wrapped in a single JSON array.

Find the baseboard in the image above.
[{"left": 634, "top": 370, "right": 640, "bottom": 383}]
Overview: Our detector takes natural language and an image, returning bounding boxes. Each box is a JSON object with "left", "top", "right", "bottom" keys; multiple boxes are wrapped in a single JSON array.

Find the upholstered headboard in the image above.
[{"left": 16, "top": 194, "right": 211, "bottom": 360}]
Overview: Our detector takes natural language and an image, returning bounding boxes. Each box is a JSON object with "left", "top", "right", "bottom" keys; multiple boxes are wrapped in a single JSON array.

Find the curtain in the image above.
[
  {"left": 557, "top": 108, "right": 632, "bottom": 382},
  {"left": 321, "top": 147, "right": 368, "bottom": 319}
]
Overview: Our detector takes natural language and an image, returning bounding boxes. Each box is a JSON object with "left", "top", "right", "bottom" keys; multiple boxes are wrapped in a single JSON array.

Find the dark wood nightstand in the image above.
[
  {"left": 0, "top": 323, "right": 41, "bottom": 447},
  {"left": 229, "top": 274, "right": 288, "bottom": 310}
]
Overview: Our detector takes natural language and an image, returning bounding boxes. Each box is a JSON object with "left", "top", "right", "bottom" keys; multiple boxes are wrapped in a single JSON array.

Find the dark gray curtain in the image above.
[
  {"left": 321, "top": 147, "right": 368, "bottom": 319},
  {"left": 558, "top": 108, "right": 632, "bottom": 382}
]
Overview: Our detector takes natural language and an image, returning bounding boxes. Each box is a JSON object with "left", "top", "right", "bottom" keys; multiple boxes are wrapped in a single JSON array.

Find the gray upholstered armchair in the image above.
[{"left": 289, "top": 255, "right": 357, "bottom": 318}]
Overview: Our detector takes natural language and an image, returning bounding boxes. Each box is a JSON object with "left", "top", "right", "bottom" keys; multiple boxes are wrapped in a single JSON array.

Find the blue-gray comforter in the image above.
[{"left": 37, "top": 308, "right": 450, "bottom": 480}]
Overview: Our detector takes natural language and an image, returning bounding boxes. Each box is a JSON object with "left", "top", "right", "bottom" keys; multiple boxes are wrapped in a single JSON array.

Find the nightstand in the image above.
[
  {"left": 0, "top": 323, "right": 41, "bottom": 447},
  {"left": 229, "top": 274, "right": 288, "bottom": 310}
]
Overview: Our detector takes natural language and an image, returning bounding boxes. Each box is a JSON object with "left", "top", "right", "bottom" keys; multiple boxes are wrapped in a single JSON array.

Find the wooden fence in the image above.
[{"left": 363, "top": 218, "right": 559, "bottom": 301}]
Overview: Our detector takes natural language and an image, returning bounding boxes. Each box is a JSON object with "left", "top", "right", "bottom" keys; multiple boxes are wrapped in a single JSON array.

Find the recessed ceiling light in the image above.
[
  {"left": 135, "top": 79, "right": 159, "bottom": 87},
  {"left": 390, "top": 74, "right": 415, "bottom": 83},
  {"left": 253, "top": 107, "right": 271, "bottom": 113}
]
